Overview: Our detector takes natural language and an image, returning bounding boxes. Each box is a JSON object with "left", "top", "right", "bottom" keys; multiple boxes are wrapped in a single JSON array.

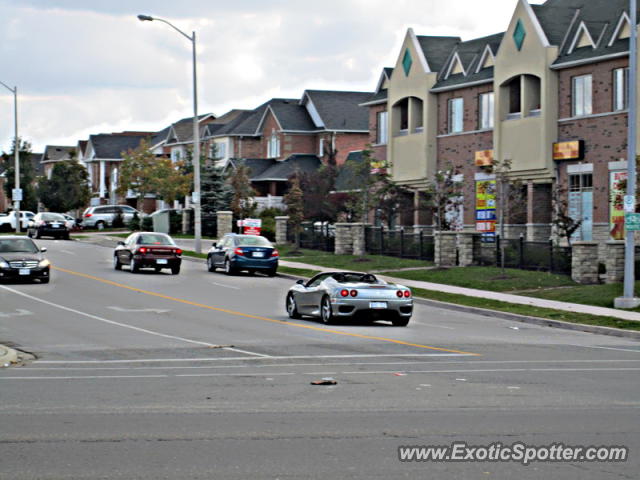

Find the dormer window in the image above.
[
  {"left": 568, "top": 22, "right": 596, "bottom": 54},
  {"left": 608, "top": 11, "right": 631, "bottom": 47}
]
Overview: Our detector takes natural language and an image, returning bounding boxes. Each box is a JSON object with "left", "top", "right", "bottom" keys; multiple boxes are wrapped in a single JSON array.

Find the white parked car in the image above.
[{"left": 0, "top": 211, "right": 36, "bottom": 231}]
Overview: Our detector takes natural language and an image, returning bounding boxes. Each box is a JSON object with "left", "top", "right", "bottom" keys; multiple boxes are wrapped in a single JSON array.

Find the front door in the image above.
[{"left": 569, "top": 173, "right": 593, "bottom": 241}]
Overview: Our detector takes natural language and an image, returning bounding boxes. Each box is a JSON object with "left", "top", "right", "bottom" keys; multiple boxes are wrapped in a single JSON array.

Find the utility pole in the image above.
[
  {"left": 0, "top": 81, "right": 20, "bottom": 233},
  {"left": 615, "top": 0, "right": 640, "bottom": 308}
]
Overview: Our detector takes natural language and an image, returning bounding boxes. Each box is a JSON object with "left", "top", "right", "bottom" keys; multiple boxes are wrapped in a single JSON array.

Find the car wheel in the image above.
[
  {"left": 63, "top": 233, "right": 70, "bottom": 240},
  {"left": 130, "top": 258, "right": 139, "bottom": 273},
  {"left": 266, "top": 268, "right": 277, "bottom": 277},
  {"left": 27, "top": 230, "right": 33, "bottom": 238},
  {"left": 113, "top": 255, "right": 122, "bottom": 271},
  {"left": 392, "top": 316, "right": 411, "bottom": 327},
  {"left": 96, "top": 221, "right": 105, "bottom": 231},
  {"left": 207, "top": 255, "right": 216, "bottom": 272},
  {"left": 286, "top": 293, "right": 302, "bottom": 319},
  {"left": 171, "top": 265, "right": 180, "bottom": 275},
  {"left": 34, "top": 229, "right": 41, "bottom": 239},
  {"left": 320, "top": 296, "right": 335, "bottom": 325},
  {"left": 224, "top": 259, "right": 235, "bottom": 276}
]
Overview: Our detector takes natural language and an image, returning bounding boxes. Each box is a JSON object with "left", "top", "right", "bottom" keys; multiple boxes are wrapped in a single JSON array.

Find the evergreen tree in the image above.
[
  {"left": 1, "top": 138, "right": 38, "bottom": 212},
  {"left": 230, "top": 164, "right": 257, "bottom": 219},
  {"left": 38, "top": 159, "right": 90, "bottom": 212},
  {"left": 284, "top": 175, "right": 304, "bottom": 249},
  {"left": 200, "top": 163, "right": 233, "bottom": 214}
]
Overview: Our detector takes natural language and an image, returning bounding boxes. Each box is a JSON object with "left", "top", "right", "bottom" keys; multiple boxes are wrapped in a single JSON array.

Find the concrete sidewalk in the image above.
[
  {"left": 279, "top": 260, "right": 640, "bottom": 322},
  {"left": 0, "top": 344, "right": 18, "bottom": 366}
]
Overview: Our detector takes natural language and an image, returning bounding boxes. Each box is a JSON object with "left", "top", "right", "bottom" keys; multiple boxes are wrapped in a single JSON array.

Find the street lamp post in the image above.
[
  {"left": 0, "top": 80, "right": 20, "bottom": 234},
  {"left": 138, "top": 14, "right": 202, "bottom": 254},
  {"left": 615, "top": 0, "right": 640, "bottom": 308}
]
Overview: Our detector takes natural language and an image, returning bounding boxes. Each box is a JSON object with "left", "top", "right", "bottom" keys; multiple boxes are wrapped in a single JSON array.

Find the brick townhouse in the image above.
[{"left": 379, "top": 0, "right": 637, "bottom": 252}]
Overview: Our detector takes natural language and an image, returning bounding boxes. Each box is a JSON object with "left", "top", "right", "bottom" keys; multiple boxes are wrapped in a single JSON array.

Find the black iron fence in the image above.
[
  {"left": 288, "top": 222, "right": 335, "bottom": 252},
  {"left": 364, "top": 227, "right": 435, "bottom": 261},
  {"left": 478, "top": 236, "right": 571, "bottom": 274}
]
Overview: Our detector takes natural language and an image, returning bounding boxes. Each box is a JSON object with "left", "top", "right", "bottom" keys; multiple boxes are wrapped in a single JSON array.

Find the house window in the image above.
[
  {"left": 170, "top": 149, "right": 181, "bottom": 163},
  {"left": 479, "top": 92, "right": 494, "bottom": 129},
  {"left": 613, "top": 67, "right": 629, "bottom": 111},
  {"left": 448, "top": 98, "right": 464, "bottom": 134},
  {"left": 267, "top": 133, "right": 280, "bottom": 158},
  {"left": 319, "top": 138, "right": 324, "bottom": 156},
  {"left": 572, "top": 74, "right": 592, "bottom": 117},
  {"left": 376, "top": 111, "right": 388, "bottom": 144}
]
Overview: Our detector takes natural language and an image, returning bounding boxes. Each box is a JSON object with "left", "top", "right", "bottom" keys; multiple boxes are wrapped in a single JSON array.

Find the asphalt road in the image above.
[{"left": 0, "top": 238, "right": 639, "bottom": 479}]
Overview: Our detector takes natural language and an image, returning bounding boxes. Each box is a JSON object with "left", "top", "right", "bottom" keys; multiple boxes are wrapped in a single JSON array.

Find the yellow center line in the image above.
[{"left": 52, "top": 266, "right": 479, "bottom": 356}]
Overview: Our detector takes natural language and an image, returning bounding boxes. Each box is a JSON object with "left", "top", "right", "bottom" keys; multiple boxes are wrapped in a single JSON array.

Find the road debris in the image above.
[{"left": 311, "top": 377, "right": 337, "bottom": 385}]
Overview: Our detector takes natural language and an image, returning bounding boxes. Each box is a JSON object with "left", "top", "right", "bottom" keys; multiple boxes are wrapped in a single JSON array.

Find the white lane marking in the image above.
[
  {"left": 0, "top": 285, "right": 240, "bottom": 351},
  {"left": 456, "top": 378, "right": 467, "bottom": 381},
  {"left": 34, "top": 353, "right": 471, "bottom": 364},
  {"left": 508, "top": 386, "right": 521, "bottom": 390},
  {"left": 210, "top": 281, "right": 240, "bottom": 290},
  {"left": 568, "top": 344, "right": 640, "bottom": 353},
  {"left": 107, "top": 306, "right": 170, "bottom": 314},
  {"left": 413, "top": 322, "right": 455, "bottom": 330},
  {"left": 3, "top": 367, "right": 640, "bottom": 381},
  {"left": 0, "top": 309, "right": 32, "bottom": 318},
  {"left": 224, "top": 347, "right": 270, "bottom": 357},
  {"left": 60, "top": 250, "right": 76, "bottom": 255}
]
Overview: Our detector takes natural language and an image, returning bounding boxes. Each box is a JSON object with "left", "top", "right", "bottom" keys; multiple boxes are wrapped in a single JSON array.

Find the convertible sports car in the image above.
[{"left": 286, "top": 271, "right": 413, "bottom": 326}]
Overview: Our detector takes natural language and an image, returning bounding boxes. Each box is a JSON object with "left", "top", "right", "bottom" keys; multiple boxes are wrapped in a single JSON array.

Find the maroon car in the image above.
[{"left": 113, "top": 232, "right": 182, "bottom": 275}]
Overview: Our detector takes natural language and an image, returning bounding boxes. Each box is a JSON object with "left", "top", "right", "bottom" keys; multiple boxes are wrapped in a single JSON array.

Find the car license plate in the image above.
[
  {"left": 52, "top": 223, "right": 60, "bottom": 228},
  {"left": 19, "top": 268, "right": 30, "bottom": 276},
  {"left": 156, "top": 259, "right": 168, "bottom": 265},
  {"left": 370, "top": 301, "right": 387, "bottom": 309},
  {"left": 253, "top": 252, "right": 265, "bottom": 258}
]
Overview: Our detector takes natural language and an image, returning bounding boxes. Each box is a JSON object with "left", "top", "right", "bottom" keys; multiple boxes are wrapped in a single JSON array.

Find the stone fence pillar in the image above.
[
  {"left": 352, "top": 223, "right": 371, "bottom": 256},
  {"left": 457, "top": 232, "right": 481, "bottom": 267},
  {"left": 334, "top": 223, "right": 353, "bottom": 255},
  {"left": 605, "top": 240, "right": 625, "bottom": 284},
  {"left": 216, "top": 211, "right": 233, "bottom": 238},
  {"left": 434, "top": 231, "right": 457, "bottom": 267},
  {"left": 571, "top": 241, "right": 599, "bottom": 284},
  {"left": 275, "top": 216, "right": 289, "bottom": 245}
]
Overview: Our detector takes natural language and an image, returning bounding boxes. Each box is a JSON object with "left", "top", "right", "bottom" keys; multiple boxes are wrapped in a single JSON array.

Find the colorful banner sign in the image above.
[
  {"left": 553, "top": 140, "right": 584, "bottom": 161},
  {"left": 610, "top": 171, "right": 627, "bottom": 240},
  {"left": 474, "top": 150, "right": 494, "bottom": 167},
  {"left": 237, "top": 218, "right": 262, "bottom": 236},
  {"left": 625, "top": 213, "right": 640, "bottom": 231},
  {"left": 476, "top": 180, "right": 496, "bottom": 240}
]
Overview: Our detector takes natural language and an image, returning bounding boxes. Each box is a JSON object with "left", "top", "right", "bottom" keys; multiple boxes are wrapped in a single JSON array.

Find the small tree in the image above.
[
  {"left": 342, "top": 148, "right": 382, "bottom": 224},
  {"left": 1, "top": 138, "right": 39, "bottom": 212},
  {"left": 200, "top": 163, "right": 233, "bottom": 215},
  {"left": 229, "top": 164, "right": 257, "bottom": 220},
  {"left": 284, "top": 175, "right": 304, "bottom": 250},
  {"left": 552, "top": 183, "right": 582, "bottom": 247},
  {"left": 422, "top": 165, "right": 464, "bottom": 232},
  {"left": 298, "top": 164, "right": 339, "bottom": 222},
  {"left": 38, "top": 159, "right": 90, "bottom": 212}
]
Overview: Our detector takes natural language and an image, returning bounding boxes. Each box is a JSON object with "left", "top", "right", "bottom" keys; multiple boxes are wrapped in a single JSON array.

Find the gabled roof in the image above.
[
  {"left": 302, "top": 90, "right": 372, "bottom": 131},
  {"left": 360, "top": 68, "right": 393, "bottom": 107},
  {"left": 266, "top": 99, "right": 317, "bottom": 132},
  {"left": 432, "top": 32, "right": 503, "bottom": 91},
  {"left": 334, "top": 150, "right": 366, "bottom": 192},
  {"left": 165, "top": 113, "right": 215, "bottom": 145},
  {"left": 149, "top": 125, "right": 172, "bottom": 149},
  {"left": 251, "top": 154, "right": 321, "bottom": 182},
  {"left": 42, "top": 145, "right": 75, "bottom": 163},
  {"left": 415, "top": 36, "right": 461, "bottom": 73},
  {"left": 226, "top": 158, "right": 276, "bottom": 179},
  {"left": 212, "top": 109, "right": 261, "bottom": 137},
  {"left": 88, "top": 133, "right": 152, "bottom": 160}
]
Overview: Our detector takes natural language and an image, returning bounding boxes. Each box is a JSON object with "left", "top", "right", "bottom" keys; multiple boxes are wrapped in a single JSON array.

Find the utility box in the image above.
[{"left": 151, "top": 209, "right": 170, "bottom": 234}]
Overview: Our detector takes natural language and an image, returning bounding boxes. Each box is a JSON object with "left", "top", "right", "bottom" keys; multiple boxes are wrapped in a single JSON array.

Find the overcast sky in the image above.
[{"left": 0, "top": 0, "right": 545, "bottom": 153}]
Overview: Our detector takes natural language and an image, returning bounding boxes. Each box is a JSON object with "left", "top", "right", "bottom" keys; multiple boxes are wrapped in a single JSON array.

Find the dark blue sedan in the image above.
[{"left": 207, "top": 234, "right": 279, "bottom": 276}]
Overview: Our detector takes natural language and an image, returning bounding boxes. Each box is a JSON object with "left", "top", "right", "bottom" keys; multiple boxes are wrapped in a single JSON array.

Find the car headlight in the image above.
[
  {"left": 0, "top": 259, "right": 8, "bottom": 269},
  {"left": 38, "top": 259, "right": 50, "bottom": 268}
]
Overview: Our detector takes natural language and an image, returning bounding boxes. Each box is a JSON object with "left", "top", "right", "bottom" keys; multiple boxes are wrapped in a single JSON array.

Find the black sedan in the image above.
[
  {"left": 0, "top": 236, "right": 50, "bottom": 283},
  {"left": 207, "top": 234, "right": 278, "bottom": 276},
  {"left": 27, "top": 212, "right": 71, "bottom": 240},
  {"left": 113, "top": 232, "right": 182, "bottom": 274}
]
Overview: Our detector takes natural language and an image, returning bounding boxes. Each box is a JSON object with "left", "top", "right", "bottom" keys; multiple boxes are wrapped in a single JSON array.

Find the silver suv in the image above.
[{"left": 82, "top": 205, "right": 142, "bottom": 229}]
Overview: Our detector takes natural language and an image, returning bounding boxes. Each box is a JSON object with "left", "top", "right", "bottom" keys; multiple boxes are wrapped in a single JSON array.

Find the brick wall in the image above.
[
  {"left": 437, "top": 83, "right": 494, "bottom": 135},
  {"left": 282, "top": 133, "right": 317, "bottom": 157},
  {"left": 368, "top": 103, "right": 388, "bottom": 162},
  {"left": 557, "top": 57, "right": 629, "bottom": 225},
  {"left": 334, "top": 132, "right": 370, "bottom": 165}
]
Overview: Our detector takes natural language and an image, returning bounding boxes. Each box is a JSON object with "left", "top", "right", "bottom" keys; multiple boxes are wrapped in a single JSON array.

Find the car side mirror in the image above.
[
  {"left": 40, "top": 247, "right": 47, "bottom": 253},
  {"left": 117, "top": 241, "right": 125, "bottom": 246},
  {"left": 296, "top": 279, "right": 305, "bottom": 285}
]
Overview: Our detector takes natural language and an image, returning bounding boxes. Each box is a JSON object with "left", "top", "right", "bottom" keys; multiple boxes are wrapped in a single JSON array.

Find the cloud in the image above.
[{"left": 0, "top": 0, "right": 544, "bottom": 152}]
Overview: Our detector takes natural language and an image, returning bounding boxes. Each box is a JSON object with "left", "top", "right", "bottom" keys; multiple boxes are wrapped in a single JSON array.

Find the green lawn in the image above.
[
  {"left": 379, "top": 266, "right": 576, "bottom": 292},
  {"left": 525, "top": 282, "right": 640, "bottom": 312},
  {"left": 277, "top": 245, "right": 431, "bottom": 271},
  {"left": 278, "top": 266, "right": 322, "bottom": 278}
]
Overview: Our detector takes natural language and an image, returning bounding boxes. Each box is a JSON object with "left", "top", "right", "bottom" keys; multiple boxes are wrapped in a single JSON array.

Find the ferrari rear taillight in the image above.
[
  {"left": 340, "top": 289, "right": 349, "bottom": 297},
  {"left": 404, "top": 290, "right": 411, "bottom": 298},
  {"left": 350, "top": 290, "right": 358, "bottom": 297},
  {"left": 234, "top": 247, "right": 244, "bottom": 256},
  {"left": 396, "top": 290, "right": 403, "bottom": 298}
]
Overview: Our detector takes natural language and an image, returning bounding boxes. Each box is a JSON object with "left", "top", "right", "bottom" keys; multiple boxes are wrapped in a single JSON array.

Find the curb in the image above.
[{"left": 0, "top": 344, "right": 19, "bottom": 366}]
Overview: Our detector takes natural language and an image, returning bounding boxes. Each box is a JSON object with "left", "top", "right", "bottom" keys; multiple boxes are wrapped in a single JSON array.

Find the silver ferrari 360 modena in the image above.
[{"left": 285, "top": 271, "right": 413, "bottom": 326}]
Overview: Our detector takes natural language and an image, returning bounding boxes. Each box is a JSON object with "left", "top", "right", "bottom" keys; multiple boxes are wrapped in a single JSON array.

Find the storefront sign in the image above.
[
  {"left": 238, "top": 218, "right": 262, "bottom": 236},
  {"left": 474, "top": 150, "right": 494, "bottom": 167},
  {"left": 553, "top": 140, "right": 584, "bottom": 161},
  {"left": 476, "top": 180, "right": 496, "bottom": 241},
  {"left": 610, "top": 171, "right": 627, "bottom": 240}
]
